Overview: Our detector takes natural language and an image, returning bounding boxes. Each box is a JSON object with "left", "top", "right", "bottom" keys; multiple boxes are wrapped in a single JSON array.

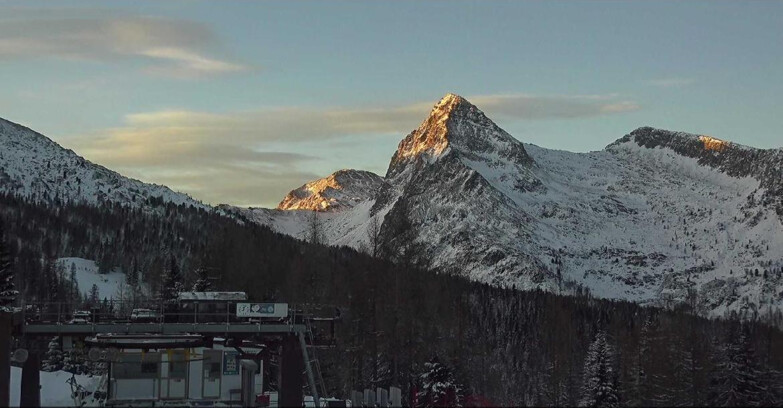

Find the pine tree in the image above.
[
  {"left": 88, "top": 284, "right": 100, "bottom": 307},
  {"left": 160, "top": 254, "right": 184, "bottom": 302},
  {"left": 192, "top": 266, "right": 212, "bottom": 292},
  {"left": 580, "top": 331, "right": 620, "bottom": 408},
  {"left": 42, "top": 260, "right": 60, "bottom": 303},
  {"left": 416, "top": 357, "right": 463, "bottom": 408},
  {"left": 306, "top": 210, "right": 322, "bottom": 245},
  {"left": 709, "top": 326, "right": 763, "bottom": 406},
  {"left": 63, "top": 343, "right": 88, "bottom": 375},
  {"left": 670, "top": 331, "right": 704, "bottom": 407},
  {"left": 126, "top": 258, "right": 139, "bottom": 287},
  {"left": 0, "top": 219, "right": 17, "bottom": 308},
  {"left": 69, "top": 263, "right": 80, "bottom": 304},
  {"left": 42, "top": 336, "right": 63, "bottom": 372}
]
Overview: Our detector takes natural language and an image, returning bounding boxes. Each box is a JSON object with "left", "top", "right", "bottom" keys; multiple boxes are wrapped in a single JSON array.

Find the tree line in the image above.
[{"left": 1, "top": 192, "right": 782, "bottom": 406}]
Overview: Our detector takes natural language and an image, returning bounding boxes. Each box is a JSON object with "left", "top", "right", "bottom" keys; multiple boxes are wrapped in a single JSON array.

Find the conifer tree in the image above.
[
  {"left": 416, "top": 357, "right": 463, "bottom": 408},
  {"left": 63, "top": 343, "right": 88, "bottom": 375},
  {"left": 709, "top": 325, "right": 763, "bottom": 406},
  {"left": 0, "top": 219, "right": 17, "bottom": 307},
  {"left": 87, "top": 284, "right": 100, "bottom": 307},
  {"left": 192, "top": 266, "right": 212, "bottom": 292},
  {"left": 580, "top": 331, "right": 620, "bottom": 408},
  {"left": 160, "top": 254, "right": 184, "bottom": 301},
  {"left": 42, "top": 336, "right": 63, "bottom": 372},
  {"left": 126, "top": 258, "right": 139, "bottom": 287},
  {"left": 68, "top": 263, "right": 80, "bottom": 304}
]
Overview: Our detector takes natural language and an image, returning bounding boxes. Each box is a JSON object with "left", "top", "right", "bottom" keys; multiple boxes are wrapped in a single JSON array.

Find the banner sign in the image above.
[
  {"left": 236, "top": 303, "right": 288, "bottom": 318},
  {"left": 223, "top": 351, "right": 239, "bottom": 375}
]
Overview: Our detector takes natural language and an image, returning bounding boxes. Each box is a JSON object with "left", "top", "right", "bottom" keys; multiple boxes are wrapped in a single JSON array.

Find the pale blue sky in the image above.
[{"left": 0, "top": 1, "right": 781, "bottom": 206}]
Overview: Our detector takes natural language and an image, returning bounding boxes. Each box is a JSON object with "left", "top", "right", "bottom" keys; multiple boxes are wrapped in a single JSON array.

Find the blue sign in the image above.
[{"left": 223, "top": 351, "right": 239, "bottom": 375}]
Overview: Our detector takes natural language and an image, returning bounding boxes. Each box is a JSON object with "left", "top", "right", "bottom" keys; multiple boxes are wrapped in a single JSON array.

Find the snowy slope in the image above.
[
  {"left": 245, "top": 94, "right": 783, "bottom": 318},
  {"left": 55, "top": 258, "right": 127, "bottom": 300},
  {"left": 10, "top": 367, "right": 104, "bottom": 407},
  {"left": 277, "top": 169, "right": 386, "bottom": 212},
  {"left": 0, "top": 117, "right": 205, "bottom": 209},
  {"left": 226, "top": 199, "right": 383, "bottom": 248}
]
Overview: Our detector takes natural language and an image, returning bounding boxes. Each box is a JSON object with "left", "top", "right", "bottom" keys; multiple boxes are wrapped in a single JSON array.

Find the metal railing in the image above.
[{"left": 18, "top": 300, "right": 339, "bottom": 344}]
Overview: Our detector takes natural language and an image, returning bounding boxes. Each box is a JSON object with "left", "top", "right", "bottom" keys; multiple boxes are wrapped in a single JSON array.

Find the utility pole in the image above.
[{"left": 0, "top": 312, "right": 11, "bottom": 408}]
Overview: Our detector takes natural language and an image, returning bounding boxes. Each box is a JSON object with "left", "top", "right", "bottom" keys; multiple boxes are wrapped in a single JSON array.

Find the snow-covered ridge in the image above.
[
  {"left": 250, "top": 94, "right": 783, "bottom": 318},
  {"left": 609, "top": 126, "right": 783, "bottom": 203},
  {"left": 277, "top": 169, "right": 386, "bottom": 212},
  {"left": 0, "top": 117, "right": 206, "bottom": 210}
]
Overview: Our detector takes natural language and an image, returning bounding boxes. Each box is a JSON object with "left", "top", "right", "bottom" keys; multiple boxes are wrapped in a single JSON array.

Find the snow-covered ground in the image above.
[
  {"left": 55, "top": 258, "right": 126, "bottom": 300},
  {"left": 9, "top": 367, "right": 104, "bottom": 407}
]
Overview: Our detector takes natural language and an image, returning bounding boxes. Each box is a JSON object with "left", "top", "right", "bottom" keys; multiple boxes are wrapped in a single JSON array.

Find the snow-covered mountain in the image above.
[
  {"left": 2, "top": 95, "right": 782, "bottom": 318},
  {"left": 224, "top": 168, "right": 387, "bottom": 245},
  {"left": 0, "top": 117, "right": 205, "bottom": 209},
  {"left": 277, "top": 169, "right": 387, "bottom": 212},
  {"left": 242, "top": 94, "right": 783, "bottom": 318}
]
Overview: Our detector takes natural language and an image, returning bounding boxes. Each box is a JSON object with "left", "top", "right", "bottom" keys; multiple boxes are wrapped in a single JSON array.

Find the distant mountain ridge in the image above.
[
  {"left": 239, "top": 94, "right": 783, "bottom": 318},
  {"left": 612, "top": 126, "right": 783, "bottom": 210},
  {"left": 2, "top": 95, "right": 782, "bottom": 318},
  {"left": 0, "top": 117, "right": 205, "bottom": 209}
]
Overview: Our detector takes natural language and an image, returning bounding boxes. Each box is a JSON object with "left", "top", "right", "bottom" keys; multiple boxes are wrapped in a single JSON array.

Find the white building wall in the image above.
[
  {"left": 113, "top": 378, "right": 157, "bottom": 401},
  {"left": 188, "top": 353, "right": 203, "bottom": 399},
  {"left": 110, "top": 345, "right": 257, "bottom": 404}
]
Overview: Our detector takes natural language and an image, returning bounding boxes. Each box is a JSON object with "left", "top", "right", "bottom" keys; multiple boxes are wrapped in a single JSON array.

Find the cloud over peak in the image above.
[{"left": 65, "top": 92, "right": 639, "bottom": 206}]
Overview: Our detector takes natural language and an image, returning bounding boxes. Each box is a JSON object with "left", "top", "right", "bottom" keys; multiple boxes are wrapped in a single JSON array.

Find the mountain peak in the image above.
[
  {"left": 386, "top": 93, "right": 534, "bottom": 179},
  {"left": 388, "top": 93, "right": 470, "bottom": 166},
  {"left": 434, "top": 92, "right": 470, "bottom": 111},
  {"left": 277, "top": 169, "right": 386, "bottom": 212}
]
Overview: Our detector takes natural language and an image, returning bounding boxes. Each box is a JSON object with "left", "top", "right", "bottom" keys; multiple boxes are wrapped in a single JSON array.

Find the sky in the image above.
[{"left": 0, "top": 1, "right": 781, "bottom": 207}]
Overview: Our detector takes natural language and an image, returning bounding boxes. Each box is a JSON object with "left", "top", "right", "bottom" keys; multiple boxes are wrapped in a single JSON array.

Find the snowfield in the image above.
[
  {"left": 55, "top": 258, "right": 126, "bottom": 300},
  {"left": 9, "top": 367, "right": 103, "bottom": 407}
]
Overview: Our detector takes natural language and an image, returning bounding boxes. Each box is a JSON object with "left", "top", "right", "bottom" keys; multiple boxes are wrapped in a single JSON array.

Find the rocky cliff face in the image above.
[
  {"left": 277, "top": 169, "right": 386, "bottom": 212},
  {"left": 387, "top": 93, "right": 536, "bottom": 185}
]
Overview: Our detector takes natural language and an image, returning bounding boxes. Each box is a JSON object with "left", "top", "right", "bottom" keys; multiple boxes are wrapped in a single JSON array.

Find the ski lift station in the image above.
[
  {"left": 105, "top": 340, "right": 260, "bottom": 404},
  {"left": 1, "top": 291, "right": 351, "bottom": 407}
]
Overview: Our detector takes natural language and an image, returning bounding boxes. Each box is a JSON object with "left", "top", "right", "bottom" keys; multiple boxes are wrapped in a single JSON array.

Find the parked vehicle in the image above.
[
  {"left": 68, "top": 310, "right": 92, "bottom": 324},
  {"left": 130, "top": 308, "right": 160, "bottom": 323}
]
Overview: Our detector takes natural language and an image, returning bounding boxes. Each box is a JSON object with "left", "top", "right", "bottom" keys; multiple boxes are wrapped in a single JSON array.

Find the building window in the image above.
[
  {"left": 204, "top": 350, "right": 222, "bottom": 380},
  {"left": 168, "top": 351, "right": 187, "bottom": 379},
  {"left": 113, "top": 353, "right": 159, "bottom": 379}
]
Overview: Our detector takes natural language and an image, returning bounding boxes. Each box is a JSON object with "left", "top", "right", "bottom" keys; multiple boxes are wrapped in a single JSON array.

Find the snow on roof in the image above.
[{"left": 176, "top": 291, "right": 248, "bottom": 301}]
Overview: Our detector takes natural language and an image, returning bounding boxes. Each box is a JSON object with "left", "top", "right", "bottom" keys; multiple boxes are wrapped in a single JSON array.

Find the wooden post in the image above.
[
  {"left": 0, "top": 312, "right": 11, "bottom": 408},
  {"left": 20, "top": 351, "right": 40, "bottom": 407}
]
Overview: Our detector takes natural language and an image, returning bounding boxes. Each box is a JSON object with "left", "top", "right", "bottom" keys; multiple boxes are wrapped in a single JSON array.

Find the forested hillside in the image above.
[{"left": 2, "top": 192, "right": 783, "bottom": 406}]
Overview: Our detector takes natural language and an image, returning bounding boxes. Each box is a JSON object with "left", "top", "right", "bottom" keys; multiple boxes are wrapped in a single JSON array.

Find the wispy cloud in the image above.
[
  {"left": 67, "top": 92, "right": 639, "bottom": 206},
  {"left": 644, "top": 78, "right": 695, "bottom": 88},
  {"left": 0, "top": 12, "right": 248, "bottom": 78},
  {"left": 470, "top": 93, "right": 640, "bottom": 119}
]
